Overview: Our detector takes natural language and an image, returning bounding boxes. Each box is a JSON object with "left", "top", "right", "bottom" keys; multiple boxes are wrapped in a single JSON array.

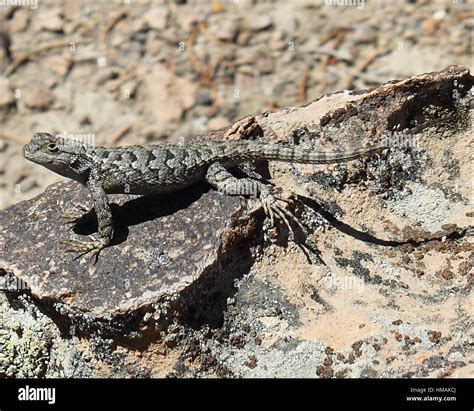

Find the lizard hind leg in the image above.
[{"left": 205, "top": 162, "right": 308, "bottom": 240}]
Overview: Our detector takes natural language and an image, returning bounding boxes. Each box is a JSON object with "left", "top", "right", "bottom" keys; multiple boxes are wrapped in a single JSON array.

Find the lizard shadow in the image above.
[
  {"left": 70, "top": 180, "right": 258, "bottom": 334},
  {"left": 72, "top": 182, "right": 211, "bottom": 245},
  {"left": 73, "top": 161, "right": 272, "bottom": 245},
  {"left": 297, "top": 195, "right": 407, "bottom": 246}
]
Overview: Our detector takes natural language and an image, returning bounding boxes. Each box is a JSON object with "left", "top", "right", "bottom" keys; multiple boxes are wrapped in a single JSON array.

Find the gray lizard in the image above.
[{"left": 23, "top": 132, "right": 386, "bottom": 258}]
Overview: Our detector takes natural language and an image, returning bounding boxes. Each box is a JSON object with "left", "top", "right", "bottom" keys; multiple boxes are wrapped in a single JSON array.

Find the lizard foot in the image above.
[
  {"left": 62, "top": 236, "right": 107, "bottom": 263},
  {"left": 260, "top": 190, "right": 308, "bottom": 240},
  {"left": 260, "top": 192, "right": 323, "bottom": 264},
  {"left": 61, "top": 204, "right": 91, "bottom": 227}
]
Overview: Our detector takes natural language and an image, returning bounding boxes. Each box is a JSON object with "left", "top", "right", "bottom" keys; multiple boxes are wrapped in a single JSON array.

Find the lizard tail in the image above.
[{"left": 248, "top": 142, "right": 388, "bottom": 164}]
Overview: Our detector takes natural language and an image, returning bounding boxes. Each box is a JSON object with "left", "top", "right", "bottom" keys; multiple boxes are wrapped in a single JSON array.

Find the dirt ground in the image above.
[
  {"left": 0, "top": 1, "right": 472, "bottom": 380},
  {"left": 1, "top": 0, "right": 472, "bottom": 207}
]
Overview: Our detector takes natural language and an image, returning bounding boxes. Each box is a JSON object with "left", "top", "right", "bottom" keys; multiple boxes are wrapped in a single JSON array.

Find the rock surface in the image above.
[
  {"left": 1, "top": 66, "right": 472, "bottom": 378},
  {"left": 1, "top": 181, "right": 262, "bottom": 336}
]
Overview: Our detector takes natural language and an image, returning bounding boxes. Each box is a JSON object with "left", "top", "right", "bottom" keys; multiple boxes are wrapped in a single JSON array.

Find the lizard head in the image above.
[{"left": 23, "top": 132, "right": 89, "bottom": 181}]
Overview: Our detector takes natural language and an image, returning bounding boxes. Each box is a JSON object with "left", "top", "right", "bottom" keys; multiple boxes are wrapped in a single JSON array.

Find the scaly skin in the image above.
[{"left": 23, "top": 132, "right": 387, "bottom": 258}]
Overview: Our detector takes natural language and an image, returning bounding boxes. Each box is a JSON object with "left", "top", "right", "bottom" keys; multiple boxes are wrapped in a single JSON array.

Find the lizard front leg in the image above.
[{"left": 65, "top": 170, "right": 113, "bottom": 258}]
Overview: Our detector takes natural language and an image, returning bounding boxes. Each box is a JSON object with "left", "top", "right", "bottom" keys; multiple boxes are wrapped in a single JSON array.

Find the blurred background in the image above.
[{"left": 0, "top": 0, "right": 472, "bottom": 208}]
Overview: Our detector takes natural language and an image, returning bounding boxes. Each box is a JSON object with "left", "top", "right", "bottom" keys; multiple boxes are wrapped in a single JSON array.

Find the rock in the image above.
[
  {"left": 236, "top": 30, "right": 251, "bottom": 46},
  {"left": 0, "top": 79, "right": 15, "bottom": 107},
  {"left": 145, "top": 31, "right": 163, "bottom": 55},
  {"left": 207, "top": 16, "right": 240, "bottom": 41},
  {"left": 8, "top": 8, "right": 30, "bottom": 32},
  {"left": 272, "top": 4, "right": 297, "bottom": 34},
  {"left": 211, "top": 1, "right": 225, "bottom": 13},
  {"left": 176, "top": 13, "right": 201, "bottom": 33},
  {"left": 432, "top": 9, "right": 447, "bottom": 21},
  {"left": 120, "top": 80, "right": 138, "bottom": 100},
  {"left": 78, "top": 114, "right": 92, "bottom": 125},
  {"left": 0, "top": 182, "right": 261, "bottom": 336},
  {"left": 63, "top": 0, "right": 81, "bottom": 19},
  {"left": 24, "top": 88, "right": 54, "bottom": 110},
  {"left": 35, "top": 9, "right": 64, "bottom": 33},
  {"left": 1, "top": 66, "right": 473, "bottom": 379},
  {"left": 247, "top": 15, "right": 273, "bottom": 31},
  {"left": 144, "top": 6, "right": 169, "bottom": 31},
  {"left": 0, "top": 31, "right": 11, "bottom": 72},
  {"left": 421, "top": 18, "right": 440, "bottom": 35},
  {"left": 44, "top": 54, "right": 72, "bottom": 76},
  {"left": 208, "top": 116, "right": 229, "bottom": 130},
  {"left": 195, "top": 88, "right": 213, "bottom": 106},
  {"left": 142, "top": 64, "right": 196, "bottom": 130},
  {"left": 352, "top": 26, "right": 378, "bottom": 44},
  {"left": 94, "top": 67, "right": 121, "bottom": 86},
  {"left": 256, "top": 58, "right": 274, "bottom": 74}
]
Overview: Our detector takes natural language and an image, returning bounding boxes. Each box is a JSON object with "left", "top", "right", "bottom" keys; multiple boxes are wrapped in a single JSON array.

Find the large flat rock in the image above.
[
  {"left": 1, "top": 66, "right": 472, "bottom": 378},
  {"left": 0, "top": 181, "right": 261, "bottom": 334}
]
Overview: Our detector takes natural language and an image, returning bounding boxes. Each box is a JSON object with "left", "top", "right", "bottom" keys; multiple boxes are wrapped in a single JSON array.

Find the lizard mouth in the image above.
[
  {"left": 23, "top": 142, "right": 39, "bottom": 161},
  {"left": 22, "top": 143, "right": 33, "bottom": 159},
  {"left": 23, "top": 142, "right": 45, "bottom": 165}
]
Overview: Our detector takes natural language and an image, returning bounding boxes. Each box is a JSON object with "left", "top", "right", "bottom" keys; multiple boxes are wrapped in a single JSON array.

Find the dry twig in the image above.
[
  {"left": 100, "top": 8, "right": 128, "bottom": 61},
  {"left": 5, "top": 39, "right": 79, "bottom": 77},
  {"left": 105, "top": 124, "right": 132, "bottom": 147}
]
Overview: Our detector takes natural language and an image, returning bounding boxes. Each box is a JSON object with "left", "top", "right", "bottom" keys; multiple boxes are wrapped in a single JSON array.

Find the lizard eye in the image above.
[{"left": 47, "top": 143, "right": 58, "bottom": 152}]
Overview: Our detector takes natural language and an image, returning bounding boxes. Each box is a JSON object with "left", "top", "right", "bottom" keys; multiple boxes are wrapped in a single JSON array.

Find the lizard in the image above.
[{"left": 23, "top": 132, "right": 387, "bottom": 259}]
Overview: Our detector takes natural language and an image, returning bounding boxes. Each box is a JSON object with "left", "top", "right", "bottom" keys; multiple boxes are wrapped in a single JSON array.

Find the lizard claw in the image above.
[
  {"left": 260, "top": 191, "right": 323, "bottom": 264},
  {"left": 62, "top": 236, "right": 107, "bottom": 264},
  {"left": 261, "top": 197, "right": 276, "bottom": 226},
  {"left": 260, "top": 190, "right": 308, "bottom": 240}
]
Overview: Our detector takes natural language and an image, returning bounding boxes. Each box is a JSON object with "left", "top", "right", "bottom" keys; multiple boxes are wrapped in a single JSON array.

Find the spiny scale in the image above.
[
  {"left": 23, "top": 132, "right": 387, "bottom": 259},
  {"left": 92, "top": 140, "right": 386, "bottom": 172}
]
